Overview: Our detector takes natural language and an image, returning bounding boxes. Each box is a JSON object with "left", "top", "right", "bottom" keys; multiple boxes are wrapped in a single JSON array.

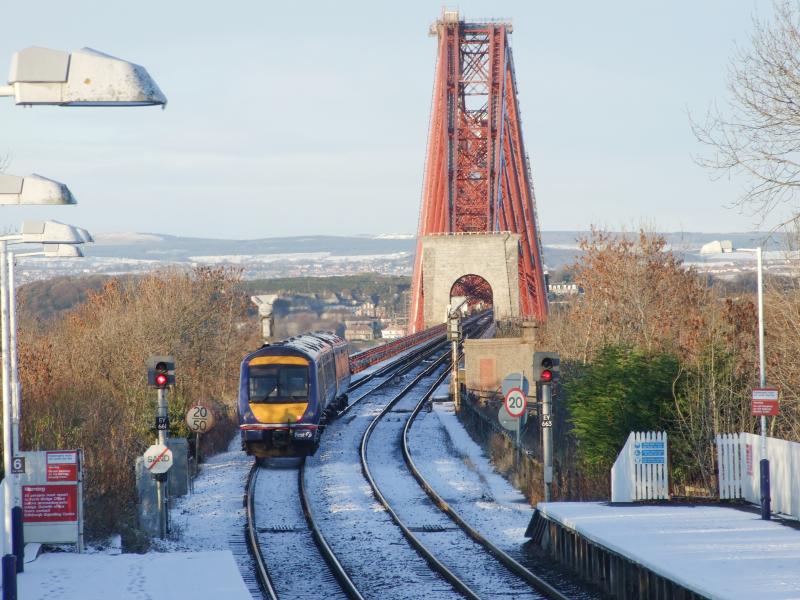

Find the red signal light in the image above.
[
  {"left": 540, "top": 369, "right": 553, "bottom": 383},
  {"left": 155, "top": 373, "right": 168, "bottom": 387}
]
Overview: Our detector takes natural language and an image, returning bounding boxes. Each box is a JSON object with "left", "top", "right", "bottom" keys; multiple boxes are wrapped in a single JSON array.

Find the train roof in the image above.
[{"left": 243, "top": 331, "right": 346, "bottom": 364}]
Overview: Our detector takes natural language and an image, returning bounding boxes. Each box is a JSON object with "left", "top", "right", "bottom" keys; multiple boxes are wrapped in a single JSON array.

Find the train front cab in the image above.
[{"left": 240, "top": 354, "right": 320, "bottom": 457}]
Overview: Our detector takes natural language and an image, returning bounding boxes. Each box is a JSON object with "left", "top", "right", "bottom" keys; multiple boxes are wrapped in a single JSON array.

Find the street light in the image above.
[
  {"left": 8, "top": 243, "right": 85, "bottom": 509},
  {"left": 0, "top": 43, "right": 164, "bottom": 593},
  {"left": 0, "top": 46, "right": 166, "bottom": 107},
  {"left": 0, "top": 221, "right": 86, "bottom": 572},
  {"left": 712, "top": 242, "right": 771, "bottom": 519},
  {"left": 0, "top": 173, "right": 75, "bottom": 206}
]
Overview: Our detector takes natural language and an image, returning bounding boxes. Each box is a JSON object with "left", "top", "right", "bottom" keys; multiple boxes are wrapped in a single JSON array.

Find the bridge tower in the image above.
[{"left": 410, "top": 11, "right": 548, "bottom": 332}]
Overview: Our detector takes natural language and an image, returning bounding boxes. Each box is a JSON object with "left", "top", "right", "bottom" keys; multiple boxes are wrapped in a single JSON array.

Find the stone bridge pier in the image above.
[{"left": 420, "top": 232, "right": 521, "bottom": 329}]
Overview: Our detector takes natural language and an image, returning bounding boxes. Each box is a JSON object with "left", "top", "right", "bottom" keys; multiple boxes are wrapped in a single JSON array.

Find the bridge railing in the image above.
[{"left": 349, "top": 324, "right": 446, "bottom": 374}]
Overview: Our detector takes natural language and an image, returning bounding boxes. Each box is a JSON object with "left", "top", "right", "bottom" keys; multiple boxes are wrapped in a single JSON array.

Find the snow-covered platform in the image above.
[
  {"left": 18, "top": 549, "right": 251, "bottom": 599},
  {"left": 533, "top": 502, "right": 800, "bottom": 600}
]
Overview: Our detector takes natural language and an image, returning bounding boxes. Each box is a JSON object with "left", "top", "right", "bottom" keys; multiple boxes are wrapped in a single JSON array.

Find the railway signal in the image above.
[
  {"left": 147, "top": 356, "right": 175, "bottom": 389},
  {"left": 533, "top": 352, "right": 560, "bottom": 383},
  {"left": 146, "top": 355, "right": 175, "bottom": 539},
  {"left": 534, "top": 352, "right": 559, "bottom": 502}
]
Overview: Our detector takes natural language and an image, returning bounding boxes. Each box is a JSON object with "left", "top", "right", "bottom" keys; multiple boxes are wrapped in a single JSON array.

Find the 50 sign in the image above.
[{"left": 185, "top": 404, "right": 216, "bottom": 433}]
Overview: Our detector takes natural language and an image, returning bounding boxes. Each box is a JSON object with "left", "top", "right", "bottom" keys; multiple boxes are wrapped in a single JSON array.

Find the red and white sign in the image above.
[
  {"left": 144, "top": 444, "right": 173, "bottom": 474},
  {"left": 23, "top": 485, "right": 78, "bottom": 523},
  {"left": 46, "top": 451, "right": 78, "bottom": 482},
  {"left": 752, "top": 388, "right": 780, "bottom": 416},
  {"left": 504, "top": 387, "right": 526, "bottom": 418}
]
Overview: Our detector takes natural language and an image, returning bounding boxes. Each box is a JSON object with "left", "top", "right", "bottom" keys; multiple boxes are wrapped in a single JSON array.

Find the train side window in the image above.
[{"left": 324, "top": 353, "right": 335, "bottom": 393}]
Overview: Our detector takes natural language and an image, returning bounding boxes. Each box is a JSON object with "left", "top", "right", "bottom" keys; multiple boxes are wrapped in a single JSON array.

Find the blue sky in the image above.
[{"left": 0, "top": 0, "right": 775, "bottom": 238}]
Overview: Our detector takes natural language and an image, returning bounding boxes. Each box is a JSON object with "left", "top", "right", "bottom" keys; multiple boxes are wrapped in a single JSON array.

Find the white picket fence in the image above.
[
  {"left": 611, "top": 431, "right": 669, "bottom": 502},
  {"left": 716, "top": 432, "right": 800, "bottom": 518}
]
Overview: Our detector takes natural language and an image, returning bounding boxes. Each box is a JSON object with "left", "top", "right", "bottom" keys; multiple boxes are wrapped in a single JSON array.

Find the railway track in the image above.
[
  {"left": 244, "top": 314, "right": 581, "bottom": 600},
  {"left": 244, "top": 329, "right": 459, "bottom": 599},
  {"left": 361, "top": 358, "right": 559, "bottom": 599}
]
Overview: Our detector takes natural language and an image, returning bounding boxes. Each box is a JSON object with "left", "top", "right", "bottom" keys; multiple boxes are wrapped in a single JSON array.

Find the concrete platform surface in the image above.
[
  {"left": 17, "top": 549, "right": 251, "bottom": 599},
  {"left": 537, "top": 501, "right": 800, "bottom": 600}
]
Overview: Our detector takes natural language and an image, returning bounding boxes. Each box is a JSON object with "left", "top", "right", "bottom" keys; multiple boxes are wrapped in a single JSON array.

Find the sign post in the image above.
[
  {"left": 504, "top": 386, "right": 526, "bottom": 468},
  {"left": 143, "top": 444, "right": 173, "bottom": 539},
  {"left": 185, "top": 404, "right": 216, "bottom": 474}
]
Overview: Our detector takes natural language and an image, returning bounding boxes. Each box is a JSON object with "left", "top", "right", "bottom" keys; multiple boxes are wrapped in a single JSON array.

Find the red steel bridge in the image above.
[{"left": 409, "top": 12, "right": 548, "bottom": 333}]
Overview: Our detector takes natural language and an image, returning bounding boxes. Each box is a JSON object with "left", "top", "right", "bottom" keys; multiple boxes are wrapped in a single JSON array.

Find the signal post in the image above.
[
  {"left": 145, "top": 356, "right": 175, "bottom": 539},
  {"left": 534, "top": 352, "right": 559, "bottom": 502}
]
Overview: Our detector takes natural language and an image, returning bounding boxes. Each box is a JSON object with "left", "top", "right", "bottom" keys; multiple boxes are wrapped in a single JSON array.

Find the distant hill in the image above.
[{"left": 13, "top": 230, "right": 787, "bottom": 289}]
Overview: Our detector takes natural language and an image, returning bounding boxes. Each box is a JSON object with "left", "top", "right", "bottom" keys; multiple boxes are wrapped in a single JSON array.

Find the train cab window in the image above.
[{"left": 249, "top": 365, "right": 309, "bottom": 403}]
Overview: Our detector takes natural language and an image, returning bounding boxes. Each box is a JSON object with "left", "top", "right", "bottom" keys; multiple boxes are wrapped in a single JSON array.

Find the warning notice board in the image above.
[
  {"left": 46, "top": 451, "right": 78, "bottom": 482},
  {"left": 19, "top": 449, "right": 84, "bottom": 549},
  {"left": 752, "top": 388, "right": 780, "bottom": 416},
  {"left": 23, "top": 485, "right": 78, "bottom": 522}
]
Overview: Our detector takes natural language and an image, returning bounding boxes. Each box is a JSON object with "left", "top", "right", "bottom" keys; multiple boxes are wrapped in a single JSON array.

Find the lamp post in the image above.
[
  {"left": 8, "top": 244, "right": 85, "bottom": 494},
  {"left": 719, "top": 243, "right": 771, "bottom": 519},
  {"left": 0, "top": 222, "right": 85, "bottom": 573}
]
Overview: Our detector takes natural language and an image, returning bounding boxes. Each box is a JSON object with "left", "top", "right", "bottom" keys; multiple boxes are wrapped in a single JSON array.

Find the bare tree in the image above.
[{"left": 693, "top": 1, "right": 800, "bottom": 225}]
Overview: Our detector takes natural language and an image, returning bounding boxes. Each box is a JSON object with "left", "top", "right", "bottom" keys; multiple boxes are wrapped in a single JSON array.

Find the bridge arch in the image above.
[
  {"left": 449, "top": 274, "right": 493, "bottom": 313},
  {"left": 419, "top": 232, "right": 520, "bottom": 329}
]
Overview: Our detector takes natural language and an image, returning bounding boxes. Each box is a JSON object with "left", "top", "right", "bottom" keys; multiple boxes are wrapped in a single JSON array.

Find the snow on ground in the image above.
[
  {"left": 19, "top": 550, "right": 250, "bottom": 600},
  {"left": 158, "top": 435, "right": 251, "bottom": 552},
  {"left": 14, "top": 436, "right": 254, "bottom": 599},
  {"left": 538, "top": 502, "right": 800, "bottom": 600},
  {"left": 409, "top": 400, "right": 533, "bottom": 549}
]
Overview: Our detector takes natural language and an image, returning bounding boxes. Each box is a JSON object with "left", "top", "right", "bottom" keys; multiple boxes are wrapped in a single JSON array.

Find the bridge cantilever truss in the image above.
[{"left": 410, "top": 12, "right": 548, "bottom": 333}]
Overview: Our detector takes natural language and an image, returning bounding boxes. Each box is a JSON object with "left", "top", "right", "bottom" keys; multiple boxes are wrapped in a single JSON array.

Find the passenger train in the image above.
[{"left": 238, "top": 332, "right": 350, "bottom": 458}]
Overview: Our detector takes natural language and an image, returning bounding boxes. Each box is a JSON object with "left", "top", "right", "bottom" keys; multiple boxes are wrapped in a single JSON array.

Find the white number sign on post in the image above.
[
  {"left": 185, "top": 404, "right": 216, "bottom": 433},
  {"left": 143, "top": 444, "right": 173, "bottom": 475},
  {"left": 504, "top": 387, "right": 526, "bottom": 418}
]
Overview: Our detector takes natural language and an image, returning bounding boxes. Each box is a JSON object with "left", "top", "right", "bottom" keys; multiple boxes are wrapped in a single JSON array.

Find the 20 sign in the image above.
[
  {"left": 504, "top": 387, "right": 527, "bottom": 418},
  {"left": 185, "top": 404, "right": 216, "bottom": 433}
]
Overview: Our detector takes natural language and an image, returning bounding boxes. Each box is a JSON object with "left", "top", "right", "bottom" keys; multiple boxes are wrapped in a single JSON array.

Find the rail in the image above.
[
  {"left": 404, "top": 373, "right": 570, "bottom": 600},
  {"left": 244, "top": 462, "right": 279, "bottom": 600},
  {"left": 358, "top": 350, "right": 483, "bottom": 600},
  {"left": 298, "top": 459, "right": 364, "bottom": 599}
]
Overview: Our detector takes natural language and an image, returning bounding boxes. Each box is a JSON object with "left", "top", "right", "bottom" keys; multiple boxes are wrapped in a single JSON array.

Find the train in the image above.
[{"left": 238, "top": 332, "right": 351, "bottom": 458}]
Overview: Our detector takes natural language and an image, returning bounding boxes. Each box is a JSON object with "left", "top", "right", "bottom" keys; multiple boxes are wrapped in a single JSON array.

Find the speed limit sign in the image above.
[
  {"left": 185, "top": 404, "right": 216, "bottom": 433},
  {"left": 504, "top": 387, "right": 526, "bottom": 418}
]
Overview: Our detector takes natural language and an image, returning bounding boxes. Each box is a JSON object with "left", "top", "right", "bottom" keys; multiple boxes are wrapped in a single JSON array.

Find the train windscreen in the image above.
[{"left": 249, "top": 363, "right": 309, "bottom": 404}]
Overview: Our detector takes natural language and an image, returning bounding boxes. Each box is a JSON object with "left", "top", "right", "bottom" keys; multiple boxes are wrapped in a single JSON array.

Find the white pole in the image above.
[
  {"left": 756, "top": 246, "right": 771, "bottom": 520},
  {"left": 757, "top": 247, "right": 767, "bottom": 440},
  {"left": 7, "top": 252, "right": 20, "bottom": 506},
  {"left": 0, "top": 241, "right": 13, "bottom": 553}
]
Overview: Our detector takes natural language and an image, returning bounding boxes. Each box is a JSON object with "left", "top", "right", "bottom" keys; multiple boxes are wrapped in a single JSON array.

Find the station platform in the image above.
[
  {"left": 531, "top": 502, "right": 800, "bottom": 600},
  {"left": 17, "top": 549, "right": 251, "bottom": 599}
]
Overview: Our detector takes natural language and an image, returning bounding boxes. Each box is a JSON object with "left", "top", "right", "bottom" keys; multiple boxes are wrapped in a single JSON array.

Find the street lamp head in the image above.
[
  {"left": 0, "top": 173, "right": 75, "bottom": 206},
  {"left": 3, "top": 46, "right": 166, "bottom": 107},
  {"left": 20, "top": 220, "right": 84, "bottom": 244},
  {"left": 74, "top": 227, "right": 94, "bottom": 243},
  {"left": 42, "top": 244, "right": 83, "bottom": 258}
]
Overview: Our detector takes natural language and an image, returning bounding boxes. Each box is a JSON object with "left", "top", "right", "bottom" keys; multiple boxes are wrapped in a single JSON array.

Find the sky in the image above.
[{"left": 0, "top": 0, "right": 780, "bottom": 239}]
